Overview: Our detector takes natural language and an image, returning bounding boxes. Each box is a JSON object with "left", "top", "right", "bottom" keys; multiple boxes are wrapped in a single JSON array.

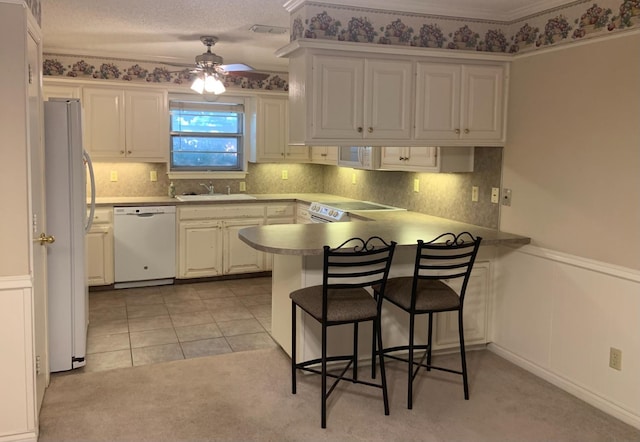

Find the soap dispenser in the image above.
[{"left": 168, "top": 181, "right": 176, "bottom": 198}]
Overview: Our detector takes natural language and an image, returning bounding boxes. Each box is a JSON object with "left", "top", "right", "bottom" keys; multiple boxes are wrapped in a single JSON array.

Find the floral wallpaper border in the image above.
[
  {"left": 42, "top": 54, "right": 289, "bottom": 92},
  {"left": 290, "top": 0, "right": 640, "bottom": 54}
]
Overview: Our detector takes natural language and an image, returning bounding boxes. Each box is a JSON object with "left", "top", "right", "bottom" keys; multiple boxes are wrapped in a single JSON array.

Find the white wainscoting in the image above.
[
  {"left": 491, "top": 245, "right": 640, "bottom": 429},
  {"left": 0, "top": 275, "right": 37, "bottom": 442}
]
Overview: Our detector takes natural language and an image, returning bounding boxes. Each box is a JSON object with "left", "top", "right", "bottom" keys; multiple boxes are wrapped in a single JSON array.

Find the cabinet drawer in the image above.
[
  {"left": 179, "top": 204, "right": 265, "bottom": 220},
  {"left": 90, "top": 208, "right": 113, "bottom": 224},
  {"left": 266, "top": 203, "right": 295, "bottom": 218}
]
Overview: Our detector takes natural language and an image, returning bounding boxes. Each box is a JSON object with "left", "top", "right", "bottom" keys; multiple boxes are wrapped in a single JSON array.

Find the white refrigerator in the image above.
[{"left": 44, "top": 98, "right": 95, "bottom": 372}]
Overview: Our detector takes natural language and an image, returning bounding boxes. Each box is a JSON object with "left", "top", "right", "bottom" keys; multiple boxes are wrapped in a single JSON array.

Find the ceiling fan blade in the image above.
[{"left": 220, "top": 63, "right": 254, "bottom": 72}]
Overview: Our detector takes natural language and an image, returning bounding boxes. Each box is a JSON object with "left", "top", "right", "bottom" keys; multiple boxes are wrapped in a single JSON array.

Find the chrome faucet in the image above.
[{"left": 200, "top": 182, "right": 215, "bottom": 195}]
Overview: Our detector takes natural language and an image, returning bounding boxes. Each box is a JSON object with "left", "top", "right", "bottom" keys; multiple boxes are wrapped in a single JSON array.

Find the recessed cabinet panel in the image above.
[
  {"left": 125, "top": 90, "right": 168, "bottom": 159},
  {"left": 312, "top": 55, "right": 363, "bottom": 139},
  {"left": 179, "top": 221, "right": 223, "bottom": 278},
  {"left": 462, "top": 66, "right": 503, "bottom": 140},
  {"left": 366, "top": 59, "right": 413, "bottom": 140},
  {"left": 223, "top": 219, "right": 265, "bottom": 275},
  {"left": 415, "top": 64, "right": 460, "bottom": 140},
  {"left": 83, "top": 87, "right": 124, "bottom": 158},
  {"left": 434, "top": 263, "right": 489, "bottom": 348}
]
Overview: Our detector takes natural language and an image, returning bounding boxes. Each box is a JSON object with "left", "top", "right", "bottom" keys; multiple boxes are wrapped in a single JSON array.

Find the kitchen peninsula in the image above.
[{"left": 239, "top": 210, "right": 529, "bottom": 361}]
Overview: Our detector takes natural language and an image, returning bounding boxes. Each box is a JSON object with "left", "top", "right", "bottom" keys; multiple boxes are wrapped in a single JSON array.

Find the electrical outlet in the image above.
[
  {"left": 413, "top": 178, "right": 420, "bottom": 193},
  {"left": 281, "top": 170, "right": 288, "bottom": 180},
  {"left": 149, "top": 170, "right": 157, "bottom": 182},
  {"left": 502, "top": 188, "right": 512, "bottom": 206},
  {"left": 471, "top": 186, "right": 479, "bottom": 202},
  {"left": 491, "top": 187, "right": 499, "bottom": 204},
  {"left": 110, "top": 171, "right": 118, "bottom": 182},
  {"left": 609, "top": 347, "right": 622, "bottom": 371},
  {"left": 351, "top": 173, "right": 356, "bottom": 185},
  {"left": 239, "top": 181, "right": 246, "bottom": 192}
]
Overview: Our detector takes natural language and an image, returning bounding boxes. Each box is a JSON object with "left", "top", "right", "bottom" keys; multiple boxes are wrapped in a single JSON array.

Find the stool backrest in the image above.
[
  {"left": 323, "top": 236, "right": 396, "bottom": 292},
  {"left": 413, "top": 232, "right": 482, "bottom": 306}
]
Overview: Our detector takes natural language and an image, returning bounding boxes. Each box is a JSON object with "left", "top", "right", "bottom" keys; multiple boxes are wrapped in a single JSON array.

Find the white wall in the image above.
[{"left": 493, "top": 32, "right": 640, "bottom": 428}]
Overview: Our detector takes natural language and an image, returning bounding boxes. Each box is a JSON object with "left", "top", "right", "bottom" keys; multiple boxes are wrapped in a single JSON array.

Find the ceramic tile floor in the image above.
[{"left": 83, "top": 276, "right": 276, "bottom": 373}]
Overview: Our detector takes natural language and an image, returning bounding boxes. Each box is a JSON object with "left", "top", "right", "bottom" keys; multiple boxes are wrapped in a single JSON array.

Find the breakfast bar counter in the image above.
[{"left": 238, "top": 212, "right": 529, "bottom": 360}]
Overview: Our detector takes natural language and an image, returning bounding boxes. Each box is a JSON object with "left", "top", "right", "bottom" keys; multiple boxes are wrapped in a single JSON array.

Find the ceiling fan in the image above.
[
  {"left": 172, "top": 36, "right": 255, "bottom": 94},
  {"left": 190, "top": 36, "right": 254, "bottom": 75}
]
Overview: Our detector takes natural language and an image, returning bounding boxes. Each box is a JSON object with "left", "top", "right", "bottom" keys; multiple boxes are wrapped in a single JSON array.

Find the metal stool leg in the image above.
[
  {"left": 459, "top": 309, "right": 469, "bottom": 400},
  {"left": 291, "top": 303, "right": 297, "bottom": 395}
]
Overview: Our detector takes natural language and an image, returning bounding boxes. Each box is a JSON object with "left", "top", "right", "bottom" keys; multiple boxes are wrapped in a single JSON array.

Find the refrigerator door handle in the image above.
[{"left": 84, "top": 149, "right": 95, "bottom": 232}]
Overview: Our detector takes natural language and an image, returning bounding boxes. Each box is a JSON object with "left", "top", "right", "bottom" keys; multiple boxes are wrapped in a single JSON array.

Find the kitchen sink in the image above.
[{"left": 175, "top": 194, "right": 257, "bottom": 202}]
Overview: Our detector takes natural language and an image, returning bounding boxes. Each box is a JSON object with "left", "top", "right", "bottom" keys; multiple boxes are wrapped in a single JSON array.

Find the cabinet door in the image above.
[
  {"left": 365, "top": 59, "right": 413, "bottom": 140},
  {"left": 406, "top": 147, "right": 437, "bottom": 168},
  {"left": 86, "top": 225, "right": 114, "bottom": 286},
  {"left": 460, "top": 65, "right": 504, "bottom": 141},
  {"left": 310, "top": 146, "right": 337, "bottom": 164},
  {"left": 311, "top": 55, "right": 364, "bottom": 139},
  {"left": 125, "top": 89, "right": 168, "bottom": 160},
  {"left": 256, "top": 96, "right": 289, "bottom": 161},
  {"left": 434, "top": 263, "right": 489, "bottom": 348},
  {"left": 414, "top": 63, "right": 461, "bottom": 140},
  {"left": 83, "top": 87, "right": 125, "bottom": 158},
  {"left": 178, "top": 221, "right": 223, "bottom": 278},
  {"left": 223, "top": 219, "right": 265, "bottom": 274},
  {"left": 380, "top": 146, "right": 407, "bottom": 168}
]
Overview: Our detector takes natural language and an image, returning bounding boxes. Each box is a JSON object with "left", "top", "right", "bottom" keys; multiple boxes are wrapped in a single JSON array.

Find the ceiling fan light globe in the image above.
[
  {"left": 190, "top": 77, "right": 205, "bottom": 94},
  {"left": 212, "top": 79, "right": 226, "bottom": 95},
  {"left": 204, "top": 74, "right": 217, "bottom": 93}
]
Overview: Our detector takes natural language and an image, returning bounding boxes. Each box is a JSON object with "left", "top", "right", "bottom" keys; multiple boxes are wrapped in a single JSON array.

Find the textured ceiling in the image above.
[{"left": 40, "top": 0, "right": 571, "bottom": 72}]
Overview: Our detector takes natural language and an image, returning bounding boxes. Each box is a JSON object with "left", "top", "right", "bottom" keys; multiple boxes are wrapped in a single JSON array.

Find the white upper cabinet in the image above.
[
  {"left": 280, "top": 40, "right": 508, "bottom": 147},
  {"left": 380, "top": 146, "right": 474, "bottom": 172},
  {"left": 309, "top": 55, "right": 413, "bottom": 142},
  {"left": 415, "top": 63, "right": 505, "bottom": 143},
  {"left": 83, "top": 86, "right": 168, "bottom": 161},
  {"left": 253, "top": 95, "right": 309, "bottom": 163}
]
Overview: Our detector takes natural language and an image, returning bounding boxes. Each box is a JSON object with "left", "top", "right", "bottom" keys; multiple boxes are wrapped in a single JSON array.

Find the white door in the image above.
[
  {"left": 460, "top": 65, "right": 504, "bottom": 141},
  {"left": 415, "top": 63, "right": 461, "bottom": 140},
  {"left": 257, "top": 96, "right": 289, "bottom": 161},
  {"left": 311, "top": 55, "right": 364, "bottom": 139},
  {"left": 126, "top": 89, "right": 168, "bottom": 160},
  {"left": 223, "top": 219, "right": 265, "bottom": 274},
  {"left": 27, "top": 27, "right": 48, "bottom": 411},
  {"left": 365, "top": 59, "right": 413, "bottom": 140},
  {"left": 380, "top": 146, "right": 407, "bottom": 168},
  {"left": 83, "top": 87, "right": 125, "bottom": 158}
]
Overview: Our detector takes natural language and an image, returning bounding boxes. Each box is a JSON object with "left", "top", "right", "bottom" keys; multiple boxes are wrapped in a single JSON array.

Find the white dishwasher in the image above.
[{"left": 113, "top": 206, "right": 176, "bottom": 288}]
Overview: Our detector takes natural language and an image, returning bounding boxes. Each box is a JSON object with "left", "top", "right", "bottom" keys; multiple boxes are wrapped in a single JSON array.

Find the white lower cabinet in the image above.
[
  {"left": 264, "top": 203, "right": 296, "bottom": 270},
  {"left": 178, "top": 220, "right": 223, "bottom": 278},
  {"left": 296, "top": 202, "right": 312, "bottom": 224},
  {"left": 178, "top": 204, "right": 295, "bottom": 279},
  {"left": 86, "top": 208, "right": 114, "bottom": 286},
  {"left": 223, "top": 219, "right": 265, "bottom": 275},
  {"left": 434, "top": 262, "right": 489, "bottom": 349}
]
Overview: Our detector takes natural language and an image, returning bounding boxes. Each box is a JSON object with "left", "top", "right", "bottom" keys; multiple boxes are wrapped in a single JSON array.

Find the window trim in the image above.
[{"left": 167, "top": 94, "right": 250, "bottom": 177}]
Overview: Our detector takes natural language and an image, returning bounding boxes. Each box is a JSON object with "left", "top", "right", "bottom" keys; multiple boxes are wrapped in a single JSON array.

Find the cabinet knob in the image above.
[
  {"left": 281, "top": 152, "right": 285, "bottom": 156},
  {"left": 357, "top": 127, "right": 363, "bottom": 133},
  {"left": 455, "top": 129, "right": 460, "bottom": 134},
  {"left": 127, "top": 150, "right": 132, "bottom": 154},
  {"left": 120, "top": 150, "right": 125, "bottom": 155},
  {"left": 368, "top": 127, "right": 373, "bottom": 133},
  {"left": 464, "top": 129, "right": 470, "bottom": 134}
]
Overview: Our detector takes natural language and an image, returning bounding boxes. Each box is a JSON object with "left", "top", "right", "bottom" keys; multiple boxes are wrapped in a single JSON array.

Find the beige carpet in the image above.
[{"left": 39, "top": 348, "right": 640, "bottom": 441}]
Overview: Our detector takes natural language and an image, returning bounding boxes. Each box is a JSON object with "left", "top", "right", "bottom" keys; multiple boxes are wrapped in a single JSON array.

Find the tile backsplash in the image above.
[{"left": 91, "top": 147, "right": 501, "bottom": 228}]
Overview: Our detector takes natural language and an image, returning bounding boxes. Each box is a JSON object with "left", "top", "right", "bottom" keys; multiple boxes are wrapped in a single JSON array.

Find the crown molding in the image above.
[{"left": 283, "top": 0, "right": 579, "bottom": 22}]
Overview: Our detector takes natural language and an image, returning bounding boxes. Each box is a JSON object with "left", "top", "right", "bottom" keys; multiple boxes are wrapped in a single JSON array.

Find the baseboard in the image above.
[
  {"left": 488, "top": 343, "right": 640, "bottom": 430},
  {"left": 0, "top": 431, "right": 37, "bottom": 442}
]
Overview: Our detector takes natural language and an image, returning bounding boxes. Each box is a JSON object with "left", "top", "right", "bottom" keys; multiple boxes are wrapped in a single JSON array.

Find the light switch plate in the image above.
[
  {"left": 150, "top": 170, "right": 157, "bottom": 182},
  {"left": 471, "top": 186, "right": 479, "bottom": 202},
  {"left": 413, "top": 178, "right": 420, "bottom": 193},
  {"left": 239, "top": 181, "right": 246, "bottom": 192},
  {"left": 110, "top": 171, "right": 118, "bottom": 182}
]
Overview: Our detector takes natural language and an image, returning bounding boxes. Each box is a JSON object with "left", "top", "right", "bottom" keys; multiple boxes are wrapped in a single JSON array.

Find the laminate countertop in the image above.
[
  {"left": 92, "top": 193, "right": 530, "bottom": 254},
  {"left": 238, "top": 209, "right": 530, "bottom": 256}
]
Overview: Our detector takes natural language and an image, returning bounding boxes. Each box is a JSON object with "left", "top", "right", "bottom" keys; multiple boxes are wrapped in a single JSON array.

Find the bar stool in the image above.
[
  {"left": 290, "top": 236, "right": 396, "bottom": 428},
  {"left": 372, "top": 232, "right": 482, "bottom": 409}
]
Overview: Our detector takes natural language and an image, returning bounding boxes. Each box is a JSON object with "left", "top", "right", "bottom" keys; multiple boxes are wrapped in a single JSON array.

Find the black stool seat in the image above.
[
  {"left": 377, "top": 277, "right": 460, "bottom": 312},
  {"left": 291, "top": 286, "right": 378, "bottom": 322}
]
